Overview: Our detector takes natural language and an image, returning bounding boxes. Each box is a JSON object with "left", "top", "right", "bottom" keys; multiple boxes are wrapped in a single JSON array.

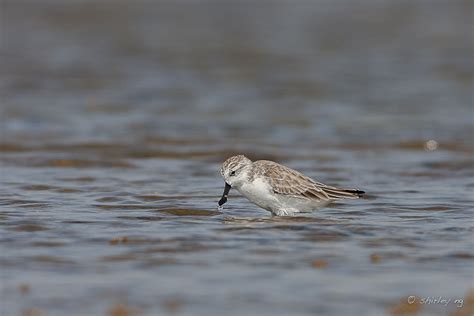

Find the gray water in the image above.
[{"left": 1, "top": 1, "right": 473, "bottom": 316}]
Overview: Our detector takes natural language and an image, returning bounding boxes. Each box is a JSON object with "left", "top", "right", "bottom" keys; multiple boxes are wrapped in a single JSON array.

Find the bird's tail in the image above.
[
  {"left": 321, "top": 187, "right": 365, "bottom": 199},
  {"left": 343, "top": 189, "right": 365, "bottom": 198}
]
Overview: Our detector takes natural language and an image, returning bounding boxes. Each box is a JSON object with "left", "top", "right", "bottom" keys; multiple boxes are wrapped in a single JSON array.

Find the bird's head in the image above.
[{"left": 218, "top": 155, "right": 252, "bottom": 207}]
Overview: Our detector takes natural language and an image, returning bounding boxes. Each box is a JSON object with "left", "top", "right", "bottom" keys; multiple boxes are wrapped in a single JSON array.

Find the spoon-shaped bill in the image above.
[{"left": 218, "top": 182, "right": 231, "bottom": 206}]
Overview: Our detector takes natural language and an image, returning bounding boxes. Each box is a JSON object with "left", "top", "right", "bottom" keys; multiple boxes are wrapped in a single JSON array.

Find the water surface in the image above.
[{"left": 1, "top": 1, "right": 473, "bottom": 315}]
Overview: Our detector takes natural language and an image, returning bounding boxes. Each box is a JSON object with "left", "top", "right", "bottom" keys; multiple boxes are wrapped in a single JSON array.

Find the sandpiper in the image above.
[{"left": 218, "top": 155, "right": 364, "bottom": 216}]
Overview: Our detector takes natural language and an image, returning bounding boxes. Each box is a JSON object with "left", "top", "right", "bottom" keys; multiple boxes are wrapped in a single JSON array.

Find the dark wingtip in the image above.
[{"left": 344, "top": 189, "right": 365, "bottom": 197}]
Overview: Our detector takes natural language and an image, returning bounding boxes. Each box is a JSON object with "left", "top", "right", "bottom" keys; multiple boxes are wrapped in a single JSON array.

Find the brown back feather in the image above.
[{"left": 253, "top": 160, "right": 362, "bottom": 201}]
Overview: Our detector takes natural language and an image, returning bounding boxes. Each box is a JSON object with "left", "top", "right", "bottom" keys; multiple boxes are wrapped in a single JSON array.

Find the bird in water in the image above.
[{"left": 218, "top": 155, "right": 364, "bottom": 216}]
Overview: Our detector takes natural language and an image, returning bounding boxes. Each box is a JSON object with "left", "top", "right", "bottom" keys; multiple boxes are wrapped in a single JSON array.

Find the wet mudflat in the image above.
[{"left": 1, "top": 1, "right": 473, "bottom": 315}]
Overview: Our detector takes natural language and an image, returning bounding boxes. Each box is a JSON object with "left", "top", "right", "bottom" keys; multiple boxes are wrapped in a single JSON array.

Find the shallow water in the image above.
[{"left": 1, "top": 1, "right": 473, "bottom": 316}]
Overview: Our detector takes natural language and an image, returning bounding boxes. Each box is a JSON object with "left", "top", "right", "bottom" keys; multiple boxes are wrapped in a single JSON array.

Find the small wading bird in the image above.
[{"left": 218, "top": 155, "right": 364, "bottom": 216}]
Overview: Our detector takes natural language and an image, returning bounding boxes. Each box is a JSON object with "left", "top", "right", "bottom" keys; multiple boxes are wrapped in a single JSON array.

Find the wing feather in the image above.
[{"left": 254, "top": 160, "right": 362, "bottom": 201}]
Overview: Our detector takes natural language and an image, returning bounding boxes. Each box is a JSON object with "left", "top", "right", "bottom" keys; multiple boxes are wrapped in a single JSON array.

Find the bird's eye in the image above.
[{"left": 230, "top": 171, "right": 236, "bottom": 176}]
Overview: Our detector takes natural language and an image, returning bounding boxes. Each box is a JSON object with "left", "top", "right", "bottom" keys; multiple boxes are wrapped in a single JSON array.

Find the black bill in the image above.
[{"left": 218, "top": 182, "right": 231, "bottom": 206}]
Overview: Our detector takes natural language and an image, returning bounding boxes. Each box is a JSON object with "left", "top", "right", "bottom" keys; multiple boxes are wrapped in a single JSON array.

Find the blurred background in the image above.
[{"left": 1, "top": 1, "right": 473, "bottom": 316}]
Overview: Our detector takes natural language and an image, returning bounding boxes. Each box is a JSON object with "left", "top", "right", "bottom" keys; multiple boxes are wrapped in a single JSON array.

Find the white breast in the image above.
[
  {"left": 236, "top": 178, "right": 279, "bottom": 212},
  {"left": 236, "top": 177, "right": 330, "bottom": 215}
]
